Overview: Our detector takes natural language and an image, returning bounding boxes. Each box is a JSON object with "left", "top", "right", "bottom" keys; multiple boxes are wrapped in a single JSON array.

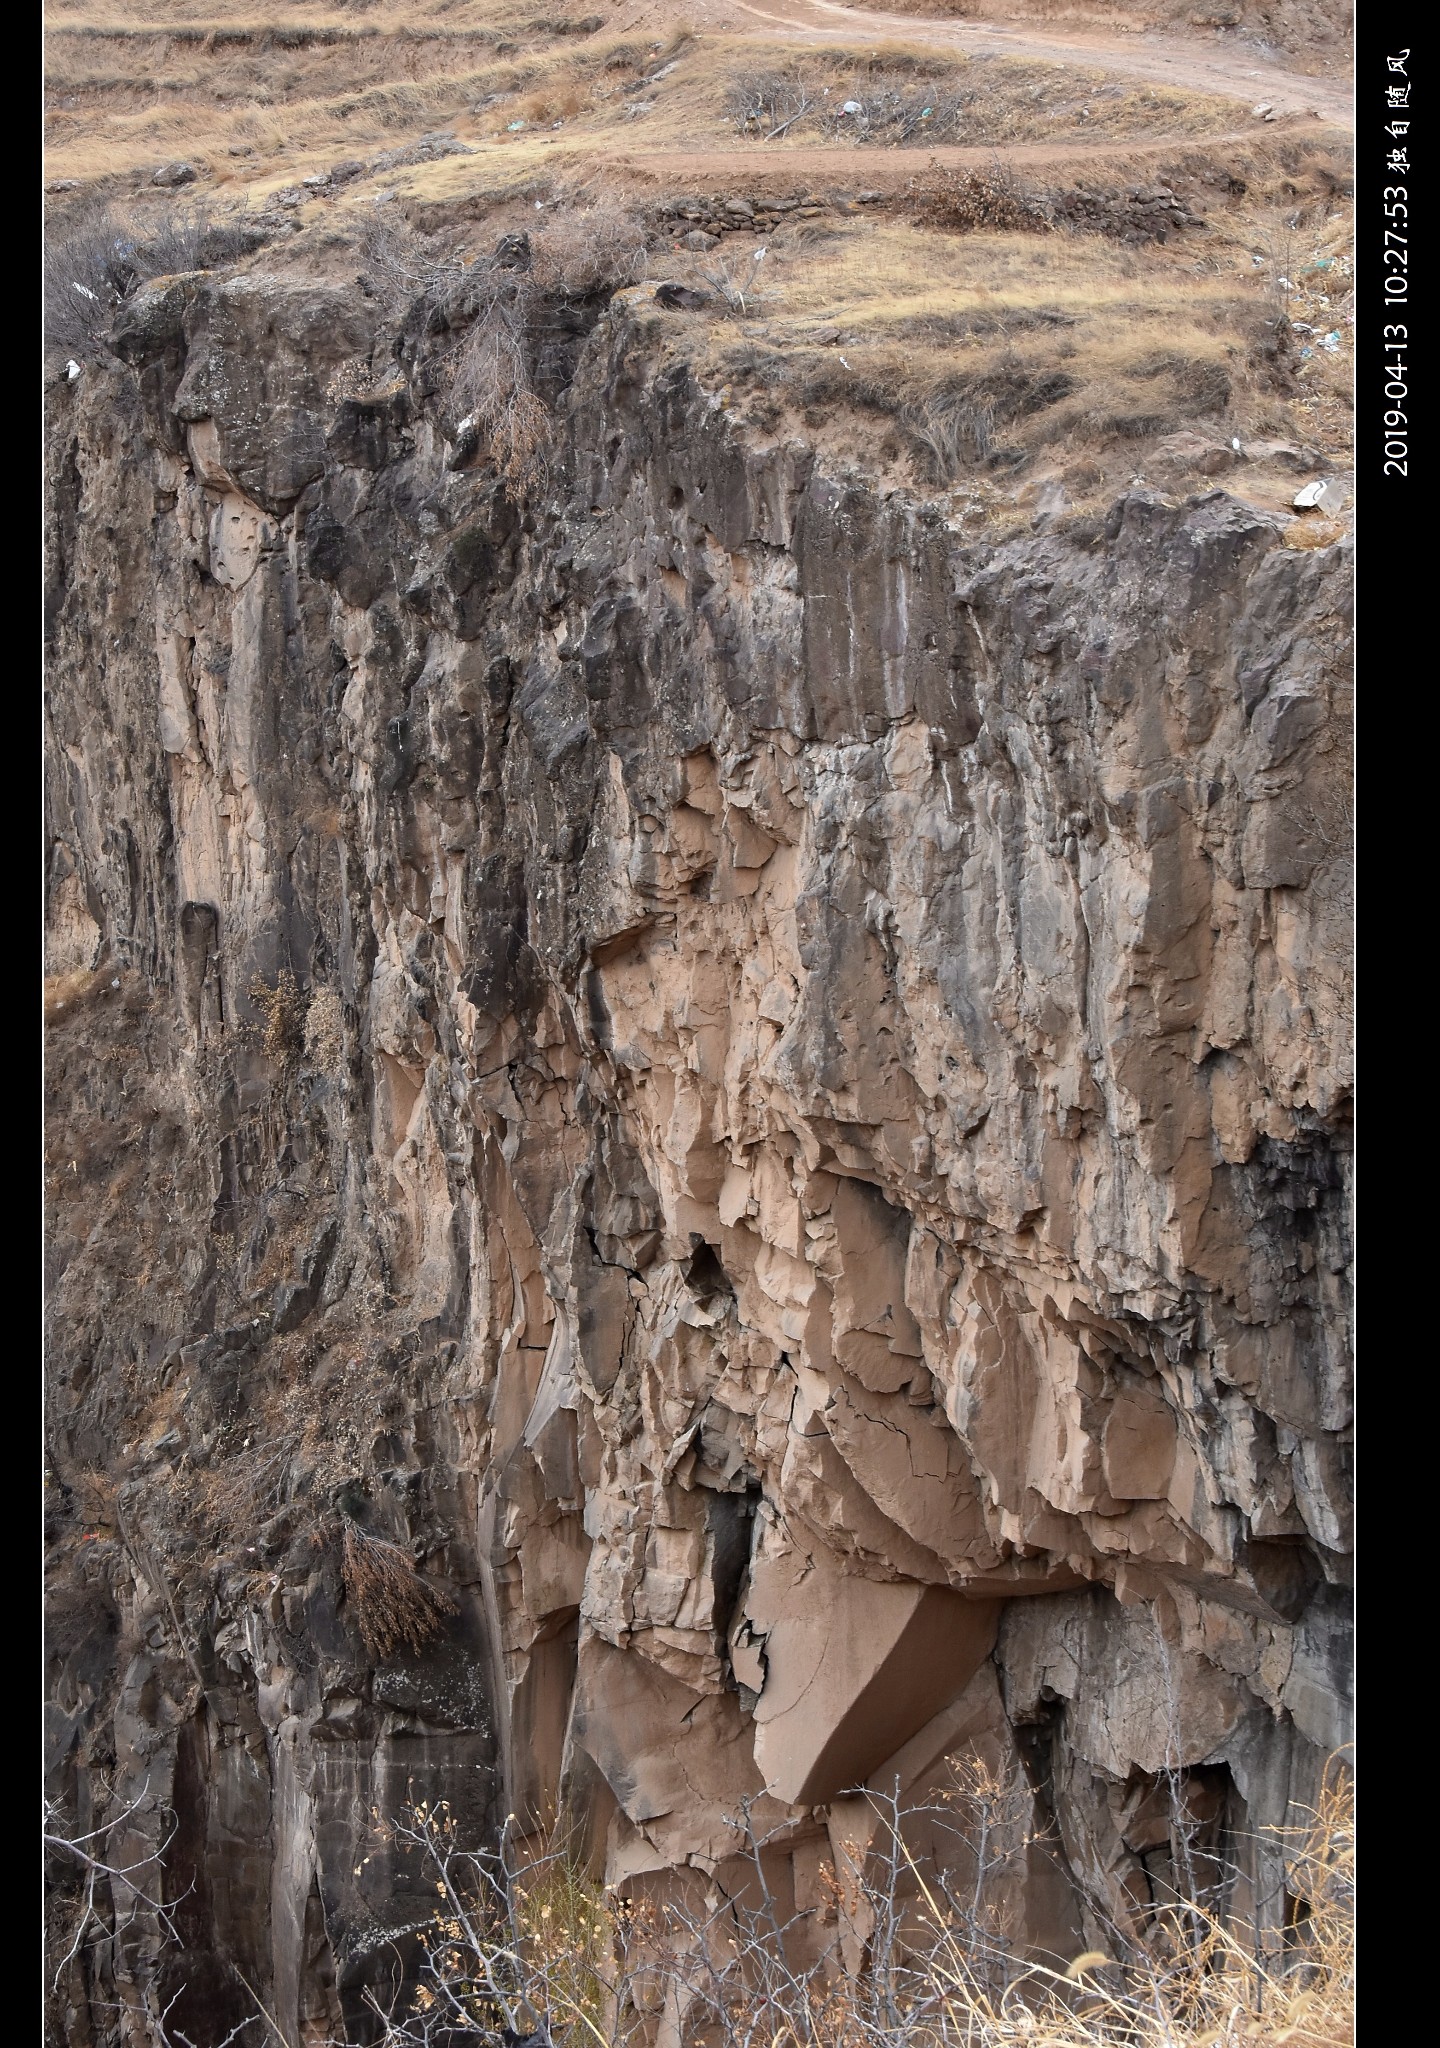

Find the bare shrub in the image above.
[
  {"left": 452, "top": 325, "right": 553, "bottom": 486},
  {"left": 45, "top": 1779, "right": 186, "bottom": 1991},
  {"left": 45, "top": 1747, "right": 1353, "bottom": 2047},
  {"left": 438, "top": 198, "right": 649, "bottom": 488},
  {"left": 906, "top": 158, "right": 1054, "bottom": 234},
  {"left": 356, "top": 196, "right": 652, "bottom": 490},
  {"left": 139, "top": 204, "right": 262, "bottom": 279},
  {"left": 46, "top": 1780, "right": 265, "bottom": 2046},
  {"left": 302, "top": 984, "right": 345, "bottom": 1070},
  {"left": 700, "top": 246, "right": 773, "bottom": 317},
  {"left": 353, "top": 1805, "right": 632, "bottom": 2044},
  {"left": 341, "top": 1520, "right": 459, "bottom": 1660},
  {"left": 728, "top": 63, "right": 826, "bottom": 140},
  {"left": 247, "top": 969, "right": 307, "bottom": 1063},
  {"left": 44, "top": 201, "right": 140, "bottom": 356},
  {"left": 527, "top": 194, "right": 649, "bottom": 297},
  {"left": 357, "top": 207, "right": 458, "bottom": 316},
  {"left": 363, "top": 1755, "right": 1354, "bottom": 2048},
  {"left": 44, "top": 196, "right": 262, "bottom": 358}
]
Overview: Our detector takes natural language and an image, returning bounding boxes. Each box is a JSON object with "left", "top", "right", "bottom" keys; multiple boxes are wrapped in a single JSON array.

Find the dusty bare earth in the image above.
[
  {"left": 492, "top": 120, "right": 1331, "bottom": 188},
  {"left": 610, "top": 0, "right": 1355, "bottom": 117},
  {"left": 435, "top": 1, "right": 1354, "bottom": 203}
]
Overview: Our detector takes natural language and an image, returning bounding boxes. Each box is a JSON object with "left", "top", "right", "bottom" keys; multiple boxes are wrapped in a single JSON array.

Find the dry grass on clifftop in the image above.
[{"left": 44, "top": 4, "right": 1354, "bottom": 554}]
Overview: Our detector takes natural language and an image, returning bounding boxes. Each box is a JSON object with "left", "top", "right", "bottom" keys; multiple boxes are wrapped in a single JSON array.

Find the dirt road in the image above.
[
  {"left": 609, "top": 0, "right": 1355, "bottom": 125},
  {"left": 457, "top": 0, "right": 1353, "bottom": 199},
  {"left": 525, "top": 119, "right": 1332, "bottom": 192}
]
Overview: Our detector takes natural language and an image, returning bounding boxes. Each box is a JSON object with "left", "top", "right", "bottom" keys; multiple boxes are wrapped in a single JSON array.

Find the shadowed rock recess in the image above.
[{"left": 45, "top": 269, "right": 1351, "bottom": 2045}]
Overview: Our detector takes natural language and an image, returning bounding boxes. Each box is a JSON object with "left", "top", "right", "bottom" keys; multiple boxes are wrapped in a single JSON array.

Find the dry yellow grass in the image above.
[
  {"left": 380, "top": 1757, "right": 1354, "bottom": 2048},
  {"left": 44, "top": 1, "right": 1353, "bottom": 493},
  {"left": 622, "top": 184, "right": 1353, "bottom": 493},
  {"left": 44, "top": 13, "right": 1245, "bottom": 190},
  {"left": 44, "top": 0, "right": 616, "bottom": 185}
]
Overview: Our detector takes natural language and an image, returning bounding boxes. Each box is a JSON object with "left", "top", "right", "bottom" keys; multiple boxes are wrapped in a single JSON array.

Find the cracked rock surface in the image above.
[{"left": 45, "top": 268, "right": 1351, "bottom": 2046}]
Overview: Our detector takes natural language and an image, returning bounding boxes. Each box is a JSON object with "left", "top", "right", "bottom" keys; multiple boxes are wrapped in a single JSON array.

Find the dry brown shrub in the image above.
[
  {"left": 528, "top": 194, "right": 649, "bottom": 297},
  {"left": 443, "top": 197, "right": 648, "bottom": 488},
  {"left": 907, "top": 157, "right": 1054, "bottom": 234},
  {"left": 44, "top": 967, "right": 104, "bottom": 1024},
  {"left": 247, "top": 968, "right": 307, "bottom": 1062},
  {"left": 357, "top": 208, "right": 456, "bottom": 311},
  {"left": 341, "top": 1520, "right": 459, "bottom": 1659},
  {"left": 519, "top": 80, "right": 590, "bottom": 124},
  {"left": 303, "top": 985, "right": 345, "bottom": 1070}
]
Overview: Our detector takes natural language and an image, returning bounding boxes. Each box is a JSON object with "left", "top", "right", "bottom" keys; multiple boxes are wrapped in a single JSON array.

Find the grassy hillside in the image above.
[{"left": 44, "top": 0, "right": 1355, "bottom": 530}]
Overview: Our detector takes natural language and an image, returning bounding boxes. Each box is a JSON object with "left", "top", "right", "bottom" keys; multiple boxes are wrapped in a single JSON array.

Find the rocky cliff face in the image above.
[{"left": 45, "top": 260, "right": 1352, "bottom": 2047}]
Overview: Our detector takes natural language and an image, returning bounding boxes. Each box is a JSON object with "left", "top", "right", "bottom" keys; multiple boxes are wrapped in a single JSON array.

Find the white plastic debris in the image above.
[
  {"left": 72, "top": 281, "right": 98, "bottom": 301},
  {"left": 1292, "top": 479, "right": 1345, "bottom": 514},
  {"left": 1231, "top": 436, "right": 1242, "bottom": 452},
  {"left": 1319, "top": 330, "right": 1341, "bottom": 352},
  {"left": 66, "top": 359, "right": 81, "bottom": 382},
  {"left": 841, "top": 100, "right": 864, "bottom": 115}
]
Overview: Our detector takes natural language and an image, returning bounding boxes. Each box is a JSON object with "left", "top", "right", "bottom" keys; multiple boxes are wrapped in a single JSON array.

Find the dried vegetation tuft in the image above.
[{"left": 341, "top": 1519, "right": 460, "bottom": 1661}]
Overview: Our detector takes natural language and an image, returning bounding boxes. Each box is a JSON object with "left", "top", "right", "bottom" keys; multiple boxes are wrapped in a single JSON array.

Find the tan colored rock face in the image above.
[
  {"left": 45, "top": 273, "right": 1350, "bottom": 2041},
  {"left": 747, "top": 1546, "right": 1001, "bottom": 1804}
]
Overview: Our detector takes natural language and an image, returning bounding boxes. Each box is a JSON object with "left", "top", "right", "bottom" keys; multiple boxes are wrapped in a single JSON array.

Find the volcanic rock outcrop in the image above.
[{"left": 45, "top": 261, "right": 1352, "bottom": 2046}]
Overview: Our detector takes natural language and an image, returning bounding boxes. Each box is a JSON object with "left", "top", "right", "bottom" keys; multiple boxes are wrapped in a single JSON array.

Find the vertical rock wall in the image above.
[{"left": 45, "top": 270, "right": 1352, "bottom": 2044}]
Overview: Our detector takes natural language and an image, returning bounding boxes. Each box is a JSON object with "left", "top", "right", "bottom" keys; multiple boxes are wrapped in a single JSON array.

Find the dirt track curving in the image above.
[{"left": 608, "top": 0, "right": 1356, "bottom": 124}]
